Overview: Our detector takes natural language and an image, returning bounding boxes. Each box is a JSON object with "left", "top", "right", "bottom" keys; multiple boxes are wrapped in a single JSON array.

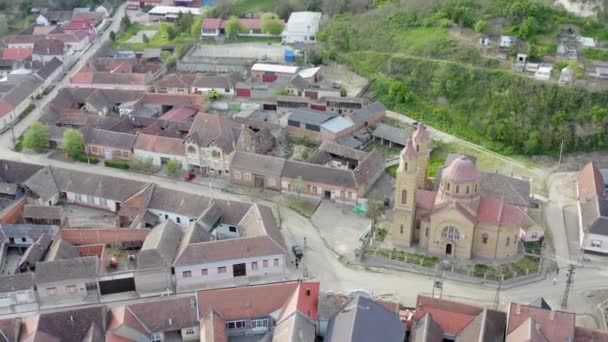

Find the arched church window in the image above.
[
  {"left": 416, "top": 144, "right": 420, "bottom": 152},
  {"left": 506, "top": 237, "right": 511, "bottom": 246},
  {"left": 466, "top": 186, "right": 470, "bottom": 194},
  {"left": 404, "top": 162, "right": 408, "bottom": 171},
  {"left": 456, "top": 185, "right": 460, "bottom": 193},
  {"left": 442, "top": 226, "right": 461, "bottom": 240},
  {"left": 187, "top": 145, "right": 196, "bottom": 154},
  {"left": 482, "top": 233, "right": 488, "bottom": 244},
  {"left": 400, "top": 224, "right": 403, "bottom": 234},
  {"left": 401, "top": 190, "right": 407, "bottom": 205},
  {"left": 474, "top": 184, "right": 478, "bottom": 193},
  {"left": 447, "top": 183, "right": 451, "bottom": 191}
]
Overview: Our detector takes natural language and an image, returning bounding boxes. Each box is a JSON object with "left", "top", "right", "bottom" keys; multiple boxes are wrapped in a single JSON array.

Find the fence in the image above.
[
  {"left": 59, "top": 229, "right": 150, "bottom": 246},
  {"left": 360, "top": 249, "right": 546, "bottom": 288}
]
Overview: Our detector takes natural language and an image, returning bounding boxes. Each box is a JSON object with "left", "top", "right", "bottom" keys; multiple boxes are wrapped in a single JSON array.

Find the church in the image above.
[{"left": 391, "top": 124, "right": 538, "bottom": 260}]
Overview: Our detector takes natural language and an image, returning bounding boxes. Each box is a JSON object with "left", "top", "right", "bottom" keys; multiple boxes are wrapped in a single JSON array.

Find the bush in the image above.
[
  {"left": 22, "top": 121, "right": 49, "bottom": 152},
  {"left": 104, "top": 160, "right": 130, "bottom": 169},
  {"left": 63, "top": 129, "right": 85, "bottom": 159},
  {"left": 129, "top": 156, "right": 155, "bottom": 173},
  {"left": 76, "top": 155, "right": 99, "bottom": 164},
  {"left": 164, "top": 159, "right": 181, "bottom": 176}
]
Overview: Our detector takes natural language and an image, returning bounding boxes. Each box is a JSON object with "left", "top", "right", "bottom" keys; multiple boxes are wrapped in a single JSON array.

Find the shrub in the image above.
[
  {"left": 104, "top": 160, "right": 130, "bottom": 169},
  {"left": 63, "top": 129, "right": 85, "bottom": 159},
  {"left": 164, "top": 159, "right": 181, "bottom": 176},
  {"left": 22, "top": 121, "right": 49, "bottom": 152},
  {"left": 76, "top": 155, "right": 99, "bottom": 164}
]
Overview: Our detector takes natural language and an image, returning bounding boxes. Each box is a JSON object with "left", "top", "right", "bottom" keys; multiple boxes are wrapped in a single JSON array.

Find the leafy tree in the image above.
[
  {"left": 109, "top": 30, "right": 116, "bottom": 41},
  {"left": 212, "top": 0, "right": 233, "bottom": 18},
  {"left": 176, "top": 12, "right": 194, "bottom": 33},
  {"left": 191, "top": 17, "right": 202, "bottom": 38},
  {"left": 208, "top": 90, "right": 221, "bottom": 99},
  {"left": 63, "top": 129, "right": 85, "bottom": 159},
  {"left": 519, "top": 17, "right": 537, "bottom": 39},
  {"left": 22, "top": 122, "right": 49, "bottom": 152},
  {"left": 366, "top": 191, "right": 384, "bottom": 241},
  {"left": 164, "top": 159, "right": 181, "bottom": 176},
  {"left": 340, "top": 88, "right": 347, "bottom": 97},
  {"left": 474, "top": 19, "right": 487, "bottom": 34},
  {"left": 225, "top": 16, "right": 242, "bottom": 37},
  {"left": 165, "top": 25, "right": 177, "bottom": 40},
  {"left": 129, "top": 156, "right": 155, "bottom": 174},
  {"left": 289, "top": 177, "right": 306, "bottom": 197},
  {"left": 261, "top": 13, "right": 283, "bottom": 35},
  {"left": 120, "top": 14, "right": 131, "bottom": 29}
]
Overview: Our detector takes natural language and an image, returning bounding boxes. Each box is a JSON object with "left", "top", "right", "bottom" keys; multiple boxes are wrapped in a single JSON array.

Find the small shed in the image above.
[
  {"left": 371, "top": 123, "right": 412, "bottom": 148},
  {"left": 284, "top": 50, "right": 295, "bottom": 63},
  {"left": 559, "top": 66, "right": 574, "bottom": 85}
]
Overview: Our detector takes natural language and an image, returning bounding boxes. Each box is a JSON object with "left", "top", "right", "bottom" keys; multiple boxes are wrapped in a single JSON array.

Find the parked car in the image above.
[{"left": 292, "top": 245, "right": 304, "bottom": 260}]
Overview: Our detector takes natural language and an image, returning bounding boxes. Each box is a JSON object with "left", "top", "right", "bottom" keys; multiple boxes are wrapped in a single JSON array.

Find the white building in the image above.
[
  {"left": 148, "top": 6, "right": 201, "bottom": 22},
  {"left": 282, "top": 11, "right": 322, "bottom": 44},
  {"left": 534, "top": 64, "right": 553, "bottom": 81}
]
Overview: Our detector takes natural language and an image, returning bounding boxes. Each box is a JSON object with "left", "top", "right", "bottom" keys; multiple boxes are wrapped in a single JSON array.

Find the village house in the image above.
[
  {"left": 96, "top": 1, "right": 114, "bottom": 17},
  {"left": 0, "top": 272, "right": 38, "bottom": 314},
  {"left": 196, "top": 281, "right": 320, "bottom": 340},
  {"left": 251, "top": 63, "right": 301, "bottom": 82},
  {"left": 154, "top": 73, "right": 198, "bottom": 94},
  {"left": 577, "top": 162, "right": 608, "bottom": 254},
  {"left": 19, "top": 305, "right": 107, "bottom": 340},
  {"left": 34, "top": 255, "right": 100, "bottom": 306},
  {"left": 31, "top": 39, "right": 65, "bottom": 63},
  {"left": 191, "top": 74, "right": 235, "bottom": 95},
  {"left": 230, "top": 151, "right": 285, "bottom": 191},
  {"left": 0, "top": 74, "right": 44, "bottom": 130},
  {"left": 148, "top": 6, "right": 201, "bottom": 22},
  {"left": 392, "top": 124, "right": 540, "bottom": 260},
  {"left": 133, "top": 120, "right": 189, "bottom": 169},
  {"left": 282, "top": 11, "right": 322, "bottom": 44},
  {"left": 283, "top": 108, "right": 353, "bottom": 141},
  {"left": 185, "top": 112, "right": 273, "bottom": 176},
  {"left": 22, "top": 205, "right": 67, "bottom": 226},
  {"left": 35, "top": 11, "right": 73, "bottom": 26},
  {"left": 107, "top": 296, "right": 199, "bottom": 341},
  {"left": 0, "top": 224, "right": 59, "bottom": 273}
]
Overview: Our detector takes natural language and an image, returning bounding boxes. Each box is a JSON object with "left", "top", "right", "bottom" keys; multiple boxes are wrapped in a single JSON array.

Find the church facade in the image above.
[{"left": 392, "top": 124, "right": 537, "bottom": 260}]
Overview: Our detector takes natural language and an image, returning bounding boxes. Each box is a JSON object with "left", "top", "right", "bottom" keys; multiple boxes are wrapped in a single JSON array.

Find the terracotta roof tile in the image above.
[
  {"left": 2, "top": 48, "right": 33, "bottom": 61},
  {"left": 413, "top": 295, "right": 483, "bottom": 335},
  {"left": 578, "top": 161, "right": 605, "bottom": 200},
  {"left": 507, "top": 303, "right": 575, "bottom": 342}
]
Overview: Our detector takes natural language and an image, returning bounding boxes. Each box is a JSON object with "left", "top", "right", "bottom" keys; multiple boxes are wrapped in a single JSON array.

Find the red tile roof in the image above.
[
  {"left": 477, "top": 196, "right": 526, "bottom": 225},
  {"left": 578, "top": 161, "right": 605, "bottom": 200},
  {"left": 413, "top": 295, "right": 483, "bottom": 335},
  {"left": 0, "top": 101, "right": 14, "bottom": 117},
  {"left": 64, "top": 19, "right": 94, "bottom": 31},
  {"left": 202, "top": 18, "right": 223, "bottom": 30},
  {"left": 574, "top": 326, "right": 608, "bottom": 342},
  {"left": 442, "top": 155, "right": 481, "bottom": 182},
  {"left": 2, "top": 48, "right": 33, "bottom": 60},
  {"left": 507, "top": 303, "right": 575, "bottom": 342},
  {"left": 159, "top": 106, "right": 199, "bottom": 122},
  {"left": 196, "top": 281, "right": 319, "bottom": 322},
  {"left": 415, "top": 189, "right": 437, "bottom": 210},
  {"left": 142, "top": 93, "right": 204, "bottom": 107}
]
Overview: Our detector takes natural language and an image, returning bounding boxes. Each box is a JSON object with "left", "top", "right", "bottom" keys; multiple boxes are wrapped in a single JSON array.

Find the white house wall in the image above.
[
  {"left": 147, "top": 208, "right": 193, "bottom": 228},
  {"left": 66, "top": 191, "right": 117, "bottom": 212},
  {"left": 133, "top": 149, "right": 187, "bottom": 170}
]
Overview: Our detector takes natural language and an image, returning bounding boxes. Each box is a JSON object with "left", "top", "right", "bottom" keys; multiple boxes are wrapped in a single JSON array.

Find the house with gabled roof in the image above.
[
  {"left": 196, "top": 281, "right": 320, "bottom": 340},
  {"left": 34, "top": 255, "right": 100, "bottom": 306},
  {"left": 19, "top": 305, "right": 107, "bottom": 341},
  {"left": 0, "top": 272, "right": 37, "bottom": 314},
  {"left": 577, "top": 161, "right": 608, "bottom": 254}
]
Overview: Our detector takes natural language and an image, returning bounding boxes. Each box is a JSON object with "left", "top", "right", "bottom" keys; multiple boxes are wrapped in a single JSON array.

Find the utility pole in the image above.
[
  {"left": 494, "top": 274, "right": 504, "bottom": 310},
  {"left": 431, "top": 262, "right": 445, "bottom": 299},
  {"left": 561, "top": 264, "right": 576, "bottom": 309},
  {"left": 558, "top": 139, "right": 564, "bottom": 166}
]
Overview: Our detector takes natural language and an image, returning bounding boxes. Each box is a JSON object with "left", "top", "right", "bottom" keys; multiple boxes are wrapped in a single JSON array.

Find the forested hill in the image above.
[{"left": 317, "top": 0, "right": 608, "bottom": 156}]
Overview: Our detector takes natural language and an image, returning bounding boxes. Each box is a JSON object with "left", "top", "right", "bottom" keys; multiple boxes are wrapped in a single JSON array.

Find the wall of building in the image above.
[
  {"left": 133, "top": 149, "right": 187, "bottom": 170},
  {"left": 471, "top": 223, "right": 519, "bottom": 260},
  {"left": 66, "top": 191, "right": 117, "bottom": 212},
  {"left": 0, "top": 288, "right": 36, "bottom": 308},
  {"left": 60, "top": 229, "right": 150, "bottom": 246},
  {"left": 36, "top": 279, "right": 90, "bottom": 304},
  {"left": 191, "top": 86, "right": 234, "bottom": 96},
  {"left": 185, "top": 143, "right": 232, "bottom": 176},
  {"left": 280, "top": 177, "right": 357, "bottom": 203},
  {"left": 230, "top": 169, "right": 281, "bottom": 191},
  {"left": 581, "top": 232, "right": 608, "bottom": 254},
  {"left": 426, "top": 208, "right": 476, "bottom": 259},
  {"left": 87, "top": 145, "right": 132, "bottom": 161},
  {"left": 147, "top": 208, "right": 191, "bottom": 228},
  {"left": 134, "top": 268, "right": 173, "bottom": 296},
  {"left": 174, "top": 253, "right": 285, "bottom": 291},
  {"left": 0, "top": 197, "right": 27, "bottom": 224}
]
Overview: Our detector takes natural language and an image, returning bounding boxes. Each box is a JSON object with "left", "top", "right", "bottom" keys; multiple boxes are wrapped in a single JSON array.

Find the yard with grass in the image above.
[
  {"left": 114, "top": 23, "right": 195, "bottom": 51},
  {"left": 230, "top": 0, "right": 278, "bottom": 16},
  {"left": 285, "top": 197, "right": 318, "bottom": 218}
]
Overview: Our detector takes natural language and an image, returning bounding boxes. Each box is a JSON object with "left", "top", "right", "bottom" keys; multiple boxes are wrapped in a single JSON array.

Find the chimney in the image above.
[
  {"left": 549, "top": 310, "right": 556, "bottom": 321},
  {"left": 516, "top": 304, "right": 521, "bottom": 315}
]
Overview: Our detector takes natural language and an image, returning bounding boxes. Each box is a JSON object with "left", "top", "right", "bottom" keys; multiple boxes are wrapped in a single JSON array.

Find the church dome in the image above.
[{"left": 442, "top": 155, "right": 480, "bottom": 183}]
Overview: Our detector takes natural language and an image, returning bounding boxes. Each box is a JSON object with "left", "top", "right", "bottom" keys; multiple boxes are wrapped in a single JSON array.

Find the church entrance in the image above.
[{"left": 445, "top": 243, "right": 453, "bottom": 256}]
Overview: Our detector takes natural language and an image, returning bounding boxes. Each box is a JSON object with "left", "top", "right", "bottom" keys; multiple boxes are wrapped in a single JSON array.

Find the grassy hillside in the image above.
[{"left": 318, "top": 0, "right": 608, "bottom": 156}]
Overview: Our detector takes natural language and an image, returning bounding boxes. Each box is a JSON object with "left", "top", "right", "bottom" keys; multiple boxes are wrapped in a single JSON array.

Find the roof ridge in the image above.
[{"left": 125, "top": 305, "right": 152, "bottom": 334}]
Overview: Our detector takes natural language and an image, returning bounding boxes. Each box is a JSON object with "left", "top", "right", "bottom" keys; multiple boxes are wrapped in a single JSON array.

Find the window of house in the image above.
[
  {"left": 474, "top": 184, "right": 478, "bottom": 192},
  {"left": 176, "top": 217, "right": 181, "bottom": 224},
  {"left": 234, "top": 171, "right": 241, "bottom": 179},
  {"left": 251, "top": 318, "right": 268, "bottom": 329},
  {"left": 274, "top": 258, "right": 279, "bottom": 267},
  {"left": 226, "top": 321, "right": 246, "bottom": 329},
  {"left": 455, "top": 185, "right": 460, "bottom": 193},
  {"left": 229, "top": 226, "right": 237, "bottom": 233},
  {"left": 441, "top": 226, "right": 461, "bottom": 240},
  {"left": 66, "top": 285, "right": 77, "bottom": 294},
  {"left": 212, "top": 150, "right": 220, "bottom": 158},
  {"left": 531, "top": 233, "right": 538, "bottom": 239},
  {"left": 164, "top": 214, "right": 168, "bottom": 220},
  {"left": 592, "top": 240, "right": 602, "bottom": 248},
  {"left": 482, "top": 233, "right": 488, "bottom": 244},
  {"left": 0, "top": 296, "right": 11, "bottom": 306},
  {"left": 187, "top": 145, "right": 196, "bottom": 154},
  {"left": 416, "top": 144, "right": 420, "bottom": 152},
  {"left": 201, "top": 269, "right": 208, "bottom": 276},
  {"left": 466, "top": 186, "right": 470, "bottom": 194},
  {"left": 263, "top": 260, "right": 268, "bottom": 268},
  {"left": 46, "top": 288, "right": 57, "bottom": 296},
  {"left": 506, "top": 237, "right": 511, "bottom": 246},
  {"left": 185, "top": 328, "right": 195, "bottom": 335},
  {"left": 148, "top": 332, "right": 162, "bottom": 342},
  {"left": 244, "top": 173, "right": 251, "bottom": 181},
  {"left": 340, "top": 191, "right": 345, "bottom": 198},
  {"left": 100, "top": 198, "right": 108, "bottom": 207},
  {"left": 416, "top": 220, "right": 421, "bottom": 229},
  {"left": 21, "top": 237, "right": 27, "bottom": 243},
  {"left": 447, "top": 183, "right": 451, "bottom": 191},
  {"left": 252, "top": 261, "right": 258, "bottom": 270},
  {"left": 183, "top": 271, "right": 192, "bottom": 278},
  {"left": 401, "top": 190, "right": 407, "bottom": 204},
  {"left": 87, "top": 194, "right": 94, "bottom": 204},
  {"left": 312, "top": 186, "right": 317, "bottom": 193},
  {"left": 218, "top": 266, "right": 226, "bottom": 273}
]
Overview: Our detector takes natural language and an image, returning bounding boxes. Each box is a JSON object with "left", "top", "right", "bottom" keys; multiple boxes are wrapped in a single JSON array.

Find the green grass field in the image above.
[{"left": 231, "top": 0, "right": 278, "bottom": 15}]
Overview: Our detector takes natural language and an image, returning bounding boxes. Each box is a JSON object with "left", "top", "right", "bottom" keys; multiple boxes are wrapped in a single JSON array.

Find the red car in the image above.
[{"left": 185, "top": 172, "right": 196, "bottom": 181}]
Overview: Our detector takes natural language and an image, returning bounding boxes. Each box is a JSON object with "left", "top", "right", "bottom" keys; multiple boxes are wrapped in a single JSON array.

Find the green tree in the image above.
[
  {"left": 225, "top": 16, "right": 242, "bottom": 38},
  {"left": 165, "top": 25, "right": 177, "bottom": 40},
  {"left": 109, "top": 30, "right": 116, "bottom": 41},
  {"left": 129, "top": 156, "right": 155, "bottom": 174},
  {"left": 519, "top": 17, "right": 537, "bottom": 39},
  {"left": 63, "top": 129, "right": 85, "bottom": 159},
  {"left": 340, "top": 87, "right": 347, "bottom": 97},
  {"left": 366, "top": 191, "right": 385, "bottom": 242},
  {"left": 289, "top": 176, "right": 306, "bottom": 197},
  {"left": 120, "top": 14, "right": 131, "bottom": 29},
  {"left": 261, "top": 13, "right": 284, "bottom": 35},
  {"left": 22, "top": 122, "right": 49, "bottom": 152},
  {"left": 474, "top": 19, "right": 487, "bottom": 34},
  {"left": 191, "top": 17, "right": 202, "bottom": 38},
  {"left": 208, "top": 90, "right": 221, "bottom": 99},
  {"left": 164, "top": 159, "right": 181, "bottom": 177}
]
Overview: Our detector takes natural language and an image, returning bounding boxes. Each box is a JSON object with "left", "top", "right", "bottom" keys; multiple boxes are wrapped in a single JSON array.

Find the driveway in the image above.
[{"left": 311, "top": 200, "right": 370, "bottom": 257}]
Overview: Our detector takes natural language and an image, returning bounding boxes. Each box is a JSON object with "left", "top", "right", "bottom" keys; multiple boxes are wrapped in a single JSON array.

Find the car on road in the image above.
[{"left": 292, "top": 245, "right": 303, "bottom": 259}]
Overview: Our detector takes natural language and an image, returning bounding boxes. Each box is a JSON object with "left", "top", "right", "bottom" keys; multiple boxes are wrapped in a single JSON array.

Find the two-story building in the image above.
[{"left": 34, "top": 256, "right": 99, "bottom": 306}]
